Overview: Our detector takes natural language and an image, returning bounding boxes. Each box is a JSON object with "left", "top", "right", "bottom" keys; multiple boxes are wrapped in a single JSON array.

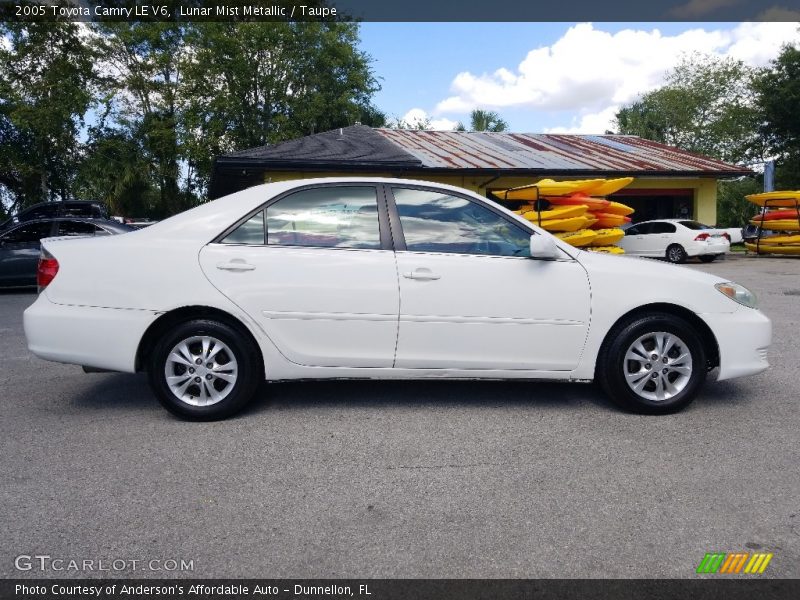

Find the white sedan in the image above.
[
  {"left": 24, "top": 178, "right": 771, "bottom": 419},
  {"left": 618, "top": 219, "right": 731, "bottom": 263}
]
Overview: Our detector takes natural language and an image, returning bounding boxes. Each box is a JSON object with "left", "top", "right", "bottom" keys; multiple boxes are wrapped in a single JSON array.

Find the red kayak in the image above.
[
  {"left": 545, "top": 193, "right": 610, "bottom": 211},
  {"left": 753, "top": 208, "right": 800, "bottom": 221}
]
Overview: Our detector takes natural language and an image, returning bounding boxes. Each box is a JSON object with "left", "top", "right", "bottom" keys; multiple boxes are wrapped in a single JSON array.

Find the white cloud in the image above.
[
  {"left": 426, "top": 22, "right": 800, "bottom": 133},
  {"left": 544, "top": 106, "right": 621, "bottom": 134},
  {"left": 399, "top": 108, "right": 458, "bottom": 131}
]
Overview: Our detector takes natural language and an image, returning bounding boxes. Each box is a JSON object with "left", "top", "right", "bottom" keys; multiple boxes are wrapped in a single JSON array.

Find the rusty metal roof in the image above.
[
  {"left": 374, "top": 129, "right": 751, "bottom": 175},
  {"left": 211, "top": 126, "right": 752, "bottom": 197}
]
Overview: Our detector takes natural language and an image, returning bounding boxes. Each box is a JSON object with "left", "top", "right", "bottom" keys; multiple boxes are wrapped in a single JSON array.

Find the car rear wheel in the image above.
[
  {"left": 698, "top": 255, "right": 717, "bottom": 263},
  {"left": 666, "top": 244, "right": 687, "bottom": 263},
  {"left": 597, "top": 313, "right": 707, "bottom": 414},
  {"left": 148, "top": 319, "right": 262, "bottom": 420}
]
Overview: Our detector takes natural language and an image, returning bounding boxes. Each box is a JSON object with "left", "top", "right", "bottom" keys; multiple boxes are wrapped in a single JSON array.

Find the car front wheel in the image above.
[
  {"left": 148, "top": 319, "right": 262, "bottom": 420},
  {"left": 597, "top": 313, "right": 707, "bottom": 414}
]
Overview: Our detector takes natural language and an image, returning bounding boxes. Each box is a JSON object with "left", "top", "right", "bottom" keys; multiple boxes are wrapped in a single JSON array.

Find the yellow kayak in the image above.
[
  {"left": 589, "top": 177, "right": 634, "bottom": 197},
  {"left": 587, "top": 246, "right": 625, "bottom": 254},
  {"left": 538, "top": 216, "right": 594, "bottom": 232},
  {"left": 555, "top": 229, "right": 597, "bottom": 247},
  {"left": 749, "top": 219, "right": 800, "bottom": 231},
  {"left": 604, "top": 201, "right": 635, "bottom": 216},
  {"left": 514, "top": 205, "right": 588, "bottom": 221},
  {"left": 759, "top": 234, "right": 800, "bottom": 245},
  {"left": 494, "top": 178, "right": 606, "bottom": 200},
  {"left": 745, "top": 191, "right": 800, "bottom": 207},
  {"left": 745, "top": 242, "right": 800, "bottom": 254},
  {"left": 589, "top": 228, "right": 625, "bottom": 246}
]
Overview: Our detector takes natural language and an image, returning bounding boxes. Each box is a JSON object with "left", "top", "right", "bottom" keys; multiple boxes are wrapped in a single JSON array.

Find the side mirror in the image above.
[{"left": 529, "top": 234, "right": 560, "bottom": 260}]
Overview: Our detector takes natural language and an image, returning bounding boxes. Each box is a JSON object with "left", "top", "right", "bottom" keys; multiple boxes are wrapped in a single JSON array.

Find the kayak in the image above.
[
  {"left": 748, "top": 218, "right": 800, "bottom": 231},
  {"left": 586, "top": 246, "right": 625, "bottom": 254},
  {"left": 751, "top": 208, "right": 800, "bottom": 221},
  {"left": 494, "top": 178, "right": 606, "bottom": 200},
  {"left": 759, "top": 234, "right": 800, "bottom": 244},
  {"left": 545, "top": 193, "right": 610, "bottom": 211},
  {"left": 745, "top": 191, "right": 800, "bottom": 207},
  {"left": 604, "top": 201, "right": 635, "bottom": 216},
  {"left": 538, "top": 216, "right": 595, "bottom": 232},
  {"left": 588, "top": 212, "right": 632, "bottom": 228},
  {"left": 589, "top": 177, "right": 635, "bottom": 196},
  {"left": 514, "top": 205, "right": 588, "bottom": 221},
  {"left": 589, "top": 228, "right": 625, "bottom": 246},
  {"left": 554, "top": 229, "right": 597, "bottom": 247},
  {"left": 745, "top": 242, "right": 800, "bottom": 254}
]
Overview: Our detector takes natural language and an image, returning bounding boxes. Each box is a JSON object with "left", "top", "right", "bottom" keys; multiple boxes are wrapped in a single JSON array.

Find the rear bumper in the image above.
[
  {"left": 701, "top": 307, "right": 772, "bottom": 381},
  {"left": 685, "top": 239, "right": 730, "bottom": 257},
  {"left": 24, "top": 293, "right": 159, "bottom": 373}
]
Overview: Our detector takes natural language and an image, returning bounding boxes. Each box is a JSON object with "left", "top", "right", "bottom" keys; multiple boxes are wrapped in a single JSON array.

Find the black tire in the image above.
[
  {"left": 597, "top": 313, "right": 707, "bottom": 415},
  {"left": 698, "top": 255, "right": 717, "bottom": 263},
  {"left": 666, "top": 244, "right": 687, "bottom": 263},
  {"left": 148, "top": 319, "right": 262, "bottom": 420}
]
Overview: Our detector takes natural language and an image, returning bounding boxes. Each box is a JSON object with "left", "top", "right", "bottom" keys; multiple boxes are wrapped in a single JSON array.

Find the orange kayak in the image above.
[
  {"left": 588, "top": 212, "right": 631, "bottom": 229},
  {"left": 545, "top": 193, "right": 610, "bottom": 211},
  {"left": 751, "top": 208, "right": 800, "bottom": 221}
]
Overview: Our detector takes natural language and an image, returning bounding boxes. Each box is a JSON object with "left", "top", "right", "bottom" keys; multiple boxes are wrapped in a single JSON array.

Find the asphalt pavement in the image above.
[{"left": 1, "top": 253, "right": 798, "bottom": 578}]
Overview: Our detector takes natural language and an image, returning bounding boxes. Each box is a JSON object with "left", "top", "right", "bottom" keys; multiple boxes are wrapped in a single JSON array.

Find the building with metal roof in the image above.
[{"left": 210, "top": 125, "right": 753, "bottom": 224}]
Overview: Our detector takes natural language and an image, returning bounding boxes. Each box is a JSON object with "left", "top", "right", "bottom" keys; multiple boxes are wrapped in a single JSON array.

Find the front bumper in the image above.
[
  {"left": 24, "top": 293, "right": 159, "bottom": 373},
  {"left": 700, "top": 307, "right": 772, "bottom": 381}
]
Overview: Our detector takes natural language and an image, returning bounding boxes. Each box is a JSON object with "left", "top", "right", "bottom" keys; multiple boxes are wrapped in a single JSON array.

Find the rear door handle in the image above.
[
  {"left": 217, "top": 260, "right": 256, "bottom": 271},
  {"left": 403, "top": 268, "right": 441, "bottom": 281}
]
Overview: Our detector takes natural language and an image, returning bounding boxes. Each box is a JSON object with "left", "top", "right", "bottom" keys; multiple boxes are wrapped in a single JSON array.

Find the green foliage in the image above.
[
  {"left": 615, "top": 54, "right": 763, "bottom": 165},
  {"left": 0, "top": 21, "right": 97, "bottom": 212},
  {"left": 454, "top": 109, "right": 509, "bottom": 132},
  {"left": 0, "top": 21, "right": 380, "bottom": 217},
  {"left": 716, "top": 177, "right": 761, "bottom": 227},
  {"left": 754, "top": 45, "right": 800, "bottom": 188}
]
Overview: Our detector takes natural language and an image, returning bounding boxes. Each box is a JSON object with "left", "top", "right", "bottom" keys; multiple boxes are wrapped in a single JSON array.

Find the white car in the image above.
[
  {"left": 24, "top": 178, "right": 771, "bottom": 419},
  {"left": 618, "top": 219, "right": 731, "bottom": 263}
]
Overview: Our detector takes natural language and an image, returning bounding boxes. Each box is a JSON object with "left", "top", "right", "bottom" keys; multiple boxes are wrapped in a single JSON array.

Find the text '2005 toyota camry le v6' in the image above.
[{"left": 24, "top": 178, "right": 772, "bottom": 420}]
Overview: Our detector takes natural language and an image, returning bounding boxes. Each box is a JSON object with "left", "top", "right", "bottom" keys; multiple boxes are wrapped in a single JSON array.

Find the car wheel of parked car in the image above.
[
  {"left": 698, "top": 255, "right": 717, "bottom": 263},
  {"left": 148, "top": 319, "right": 262, "bottom": 420},
  {"left": 666, "top": 244, "right": 687, "bottom": 264},
  {"left": 597, "top": 313, "right": 707, "bottom": 415}
]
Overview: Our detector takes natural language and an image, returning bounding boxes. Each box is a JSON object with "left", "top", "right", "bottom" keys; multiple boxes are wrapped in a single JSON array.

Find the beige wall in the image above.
[{"left": 263, "top": 171, "right": 719, "bottom": 224}]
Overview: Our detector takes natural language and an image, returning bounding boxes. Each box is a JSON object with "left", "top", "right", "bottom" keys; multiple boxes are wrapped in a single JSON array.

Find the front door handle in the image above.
[
  {"left": 403, "top": 268, "right": 441, "bottom": 281},
  {"left": 217, "top": 260, "right": 256, "bottom": 271}
]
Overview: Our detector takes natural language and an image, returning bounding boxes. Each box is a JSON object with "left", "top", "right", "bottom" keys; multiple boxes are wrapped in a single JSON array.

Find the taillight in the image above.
[
  {"left": 694, "top": 233, "right": 710, "bottom": 241},
  {"left": 723, "top": 233, "right": 731, "bottom": 242},
  {"left": 37, "top": 249, "right": 59, "bottom": 292}
]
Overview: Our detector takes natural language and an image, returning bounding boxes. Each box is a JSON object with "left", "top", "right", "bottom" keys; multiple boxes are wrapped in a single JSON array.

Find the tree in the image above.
[
  {"left": 94, "top": 22, "right": 189, "bottom": 217},
  {"left": 181, "top": 21, "right": 380, "bottom": 196},
  {"left": 615, "top": 54, "right": 763, "bottom": 165},
  {"left": 455, "top": 109, "right": 509, "bottom": 132},
  {"left": 754, "top": 44, "right": 800, "bottom": 188},
  {"left": 0, "top": 22, "right": 97, "bottom": 213}
]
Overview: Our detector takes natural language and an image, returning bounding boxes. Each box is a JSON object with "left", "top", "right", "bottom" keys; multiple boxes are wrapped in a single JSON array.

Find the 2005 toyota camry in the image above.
[{"left": 24, "top": 178, "right": 771, "bottom": 419}]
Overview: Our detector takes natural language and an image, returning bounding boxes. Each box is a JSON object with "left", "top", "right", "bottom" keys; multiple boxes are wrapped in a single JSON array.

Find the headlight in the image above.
[{"left": 715, "top": 282, "right": 758, "bottom": 308}]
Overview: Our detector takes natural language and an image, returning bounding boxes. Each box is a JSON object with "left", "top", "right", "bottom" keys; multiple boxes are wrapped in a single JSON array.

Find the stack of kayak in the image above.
[
  {"left": 495, "top": 177, "right": 635, "bottom": 254},
  {"left": 744, "top": 191, "right": 800, "bottom": 255}
]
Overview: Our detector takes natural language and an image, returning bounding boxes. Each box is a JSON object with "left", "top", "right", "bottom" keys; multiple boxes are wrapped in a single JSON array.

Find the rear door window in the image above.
[
  {"left": 1, "top": 222, "right": 54, "bottom": 245},
  {"left": 57, "top": 220, "right": 97, "bottom": 237},
  {"left": 650, "top": 222, "right": 676, "bottom": 234}
]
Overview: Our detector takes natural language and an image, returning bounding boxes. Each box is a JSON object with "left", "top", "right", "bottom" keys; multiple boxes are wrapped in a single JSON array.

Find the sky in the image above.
[{"left": 358, "top": 21, "right": 800, "bottom": 133}]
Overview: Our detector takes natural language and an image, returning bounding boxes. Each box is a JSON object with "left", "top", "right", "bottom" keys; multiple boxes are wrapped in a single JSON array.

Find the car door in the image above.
[
  {"left": 649, "top": 222, "right": 676, "bottom": 255},
  {"left": 0, "top": 221, "right": 55, "bottom": 287},
  {"left": 619, "top": 223, "right": 649, "bottom": 255},
  {"left": 199, "top": 184, "right": 400, "bottom": 368},
  {"left": 388, "top": 186, "right": 591, "bottom": 371}
]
